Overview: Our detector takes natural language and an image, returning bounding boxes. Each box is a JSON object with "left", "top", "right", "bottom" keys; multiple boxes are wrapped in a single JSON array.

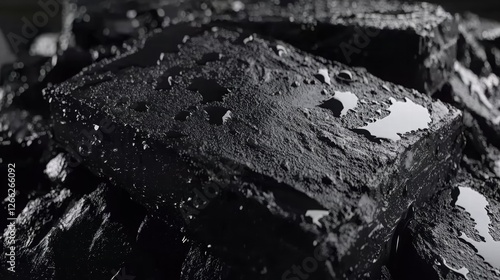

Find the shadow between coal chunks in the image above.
[
  {"left": 48, "top": 23, "right": 464, "bottom": 279},
  {"left": 211, "top": 0, "right": 458, "bottom": 95},
  {"left": 61, "top": 0, "right": 189, "bottom": 50}
]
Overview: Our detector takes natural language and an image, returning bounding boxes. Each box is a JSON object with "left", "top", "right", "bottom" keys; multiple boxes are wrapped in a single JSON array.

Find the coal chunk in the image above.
[
  {"left": 443, "top": 62, "right": 500, "bottom": 176},
  {"left": 49, "top": 24, "right": 463, "bottom": 278},
  {"left": 181, "top": 244, "right": 246, "bottom": 280},
  {"left": 389, "top": 169, "right": 500, "bottom": 280},
  {"left": 211, "top": 0, "right": 458, "bottom": 95},
  {"left": 458, "top": 13, "right": 500, "bottom": 76},
  {"left": 0, "top": 182, "right": 146, "bottom": 280},
  {"left": 0, "top": 110, "right": 53, "bottom": 219}
]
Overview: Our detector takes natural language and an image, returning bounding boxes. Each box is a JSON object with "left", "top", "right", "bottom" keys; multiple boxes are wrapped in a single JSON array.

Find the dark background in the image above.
[{"left": 0, "top": 0, "right": 500, "bottom": 53}]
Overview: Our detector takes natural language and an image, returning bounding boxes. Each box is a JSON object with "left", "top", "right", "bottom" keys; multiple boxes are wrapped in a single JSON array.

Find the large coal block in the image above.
[{"left": 48, "top": 23, "right": 463, "bottom": 279}]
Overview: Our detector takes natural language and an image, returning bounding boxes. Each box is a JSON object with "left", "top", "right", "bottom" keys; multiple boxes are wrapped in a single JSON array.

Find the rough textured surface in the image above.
[
  {"left": 440, "top": 62, "right": 500, "bottom": 176},
  {"left": 459, "top": 13, "right": 500, "bottom": 76},
  {"left": 0, "top": 109, "right": 53, "bottom": 226},
  {"left": 0, "top": 179, "right": 146, "bottom": 280},
  {"left": 49, "top": 22, "right": 463, "bottom": 278},
  {"left": 389, "top": 168, "right": 500, "bottom": 280},
  {"left": 209, "top": 0, "right": 458, "bottom": 95},
  {"left": 180, "top": 244, "right": 244, "bottom": 280}
]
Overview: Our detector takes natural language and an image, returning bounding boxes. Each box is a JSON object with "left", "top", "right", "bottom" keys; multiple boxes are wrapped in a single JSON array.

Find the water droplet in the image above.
[
  {"left": 452, "top": 187, "right": 500, "bottom": 270},
  {"left": 175, "top": 111, "right": 192, "bottom": 121},
  {"left": 188, "top": 78, "right": 230, "bottom": 103},
  {"left": 197, "top": 52, "right": 223, "bottom": 65},
  {"left": 156, "top": 66, "right": 183, "bottom": 90},
  {"left": 354, "top": 98, "right": 431, "bottom": 141},
  {"left": 156, "top": 76, "right": 174, "bottom": 90},
  {"left": 238, "top": 34, "right": 254, "bottom": 45},
  {"left": 315, "top": 68, "right": 331, "bottom": 85},
  {"left": 205, "top": 107, "right": 232, "bottom": 125},
  {"left": 130, "top": 101, "right": 150, "bottom": 112},
  {"left": 274, "top": 45, "right": 287, "bottom": 56},
  {"left": 305, "top": 210, "right": 329, "bottom": 226},
  {"left": 337, "top": 70, "right": 353, "bottom": 82},
  {"left": 319, "top": 91, "right": 358, "bottom": 117}
]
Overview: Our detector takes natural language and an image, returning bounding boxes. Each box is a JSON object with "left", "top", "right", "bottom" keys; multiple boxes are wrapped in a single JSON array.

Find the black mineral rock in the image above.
[{"left": 49, "top": 23, "right": 463, "bottom": 279}]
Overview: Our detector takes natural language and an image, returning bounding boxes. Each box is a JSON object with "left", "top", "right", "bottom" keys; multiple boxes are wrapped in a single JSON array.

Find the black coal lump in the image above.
[
  {"left": 211, "top": 0, "right": 458, "bottom": 95},
  {"left": 49, "top": 23, "right": 463, "bottom": 279},
  {"left": 388, "top": 169, "right": 500, "bottom": 280}
]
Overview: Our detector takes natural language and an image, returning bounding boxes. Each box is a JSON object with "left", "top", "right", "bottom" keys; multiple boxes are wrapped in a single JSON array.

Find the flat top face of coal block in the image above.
[{"left": 51, "top": 22, "right": 459, "bottom": 217}]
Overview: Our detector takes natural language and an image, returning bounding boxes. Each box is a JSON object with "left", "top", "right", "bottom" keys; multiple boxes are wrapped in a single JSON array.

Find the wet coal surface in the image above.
[{"left": 0, "top": 1, "right": 500, "bottom": 280}]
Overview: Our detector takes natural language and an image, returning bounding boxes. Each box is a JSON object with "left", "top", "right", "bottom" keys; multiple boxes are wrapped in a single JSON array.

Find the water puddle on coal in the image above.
[
  {"left": 130, "top": 101, "right": 149, "bottom": 112},
  {"left": 175, "top": 111, "right": 192, "bottom": 121},
  {"left": 453, "top": 187, "right": 500, "bottom": 270},
  {"left": 319, "top": 91, "right": 358, "bottom": 117},
  {"left": 355, "top": 98, "right": 431, "bottom": 141},
  {"left": 315, "top": 68, "right": 331, "bottom": 85},
  {"left": 442, "top": 258, "right": 470, "bottom": 280},
  {"left": 204, "top": 107, "right": 232, "bottom": 125},
  {"left": 188, "top": 78, "right": 230, "bottom": 103},
  {"left": 155, "top": 66, "right": 184, "bottom": 90},
  {"left": 197, "top": 52, "right": 223, "bottom": 65},
  {"left": 305, "top": 210, "right": 329, "bottom": 226}
]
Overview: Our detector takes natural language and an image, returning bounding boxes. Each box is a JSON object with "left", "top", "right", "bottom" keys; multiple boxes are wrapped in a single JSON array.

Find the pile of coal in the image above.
[{"left": 0, "top": 1, "right": 499, "bottom": 280}]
